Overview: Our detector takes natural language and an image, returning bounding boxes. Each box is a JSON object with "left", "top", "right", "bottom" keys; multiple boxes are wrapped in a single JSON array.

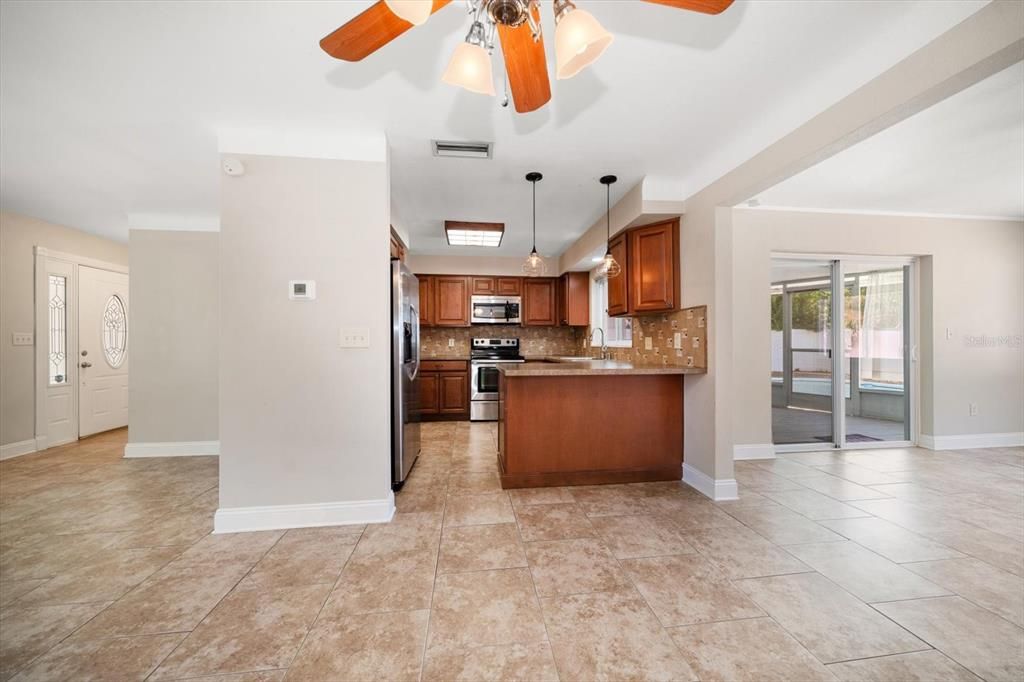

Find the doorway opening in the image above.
[{"left": 770, "top": 254, "right": 915, "bottom": 451}]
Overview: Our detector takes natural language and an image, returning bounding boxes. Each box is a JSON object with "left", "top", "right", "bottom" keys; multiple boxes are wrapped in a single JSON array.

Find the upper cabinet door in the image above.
[
  {"left": 629, "top": 219, "right": 679, "bottom": 313},
  {"left": 607, "top": 233, "right": 629, "bottom": 316},
  {"left": 434, "top": 276, "right": 471, "bottom": 326},
  {"left": 522, "top": 278, "right": 557, "bottom": 326},
  {"left": 471, "top": 277, "right": 496, "bottom": 295},
  {"left": 496, "top": 277, "right": 522, "bottom": 296},
  {"left": 562, "top": 272, "right": 590, "bottom": 326},
  {"left": 418, "top": 275, "right": 434, "bottom": 327}
]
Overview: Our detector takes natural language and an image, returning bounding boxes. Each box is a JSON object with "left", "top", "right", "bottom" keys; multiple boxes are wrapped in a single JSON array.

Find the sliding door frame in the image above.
[{"left": 772, "top": 252, "right": 918, "bottom": 453}]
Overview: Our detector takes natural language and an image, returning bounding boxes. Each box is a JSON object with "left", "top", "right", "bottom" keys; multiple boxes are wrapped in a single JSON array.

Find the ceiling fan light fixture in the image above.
[
  {"left": 384, "top": 0, "right": 433, "bottom": 26},
  {"left": 554, "top": 1, "right": 613, "bottom": 80},
  {"left": 442, "top": 21, "right": 496, "bottom": 96}
]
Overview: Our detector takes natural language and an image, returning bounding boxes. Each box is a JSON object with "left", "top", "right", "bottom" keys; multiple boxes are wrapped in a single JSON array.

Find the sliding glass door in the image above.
[
  {"left": 771, "top": 259, "right": 837, "bottom": 446},
  {"left": 771, "top": 255, "right": 914, "bottom": 450},
  {"left": 843, "top": 262, "right": 912, "bottom": 443}
]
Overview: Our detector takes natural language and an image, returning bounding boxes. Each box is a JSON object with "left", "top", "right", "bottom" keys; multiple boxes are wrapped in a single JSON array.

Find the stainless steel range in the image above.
[{"left": 470, "top": 338, "right": 524, "bottom": 421}]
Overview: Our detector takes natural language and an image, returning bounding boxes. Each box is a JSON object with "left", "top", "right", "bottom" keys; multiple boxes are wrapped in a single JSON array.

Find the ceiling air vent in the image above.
[{"left": 431, "top": 140, "right": 493, "bottom": 159}]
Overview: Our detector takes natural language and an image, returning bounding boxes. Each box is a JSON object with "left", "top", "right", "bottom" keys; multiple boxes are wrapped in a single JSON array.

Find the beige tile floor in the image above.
[{"left": 0, "top": 423, "right": 1022, "bottom": 681}]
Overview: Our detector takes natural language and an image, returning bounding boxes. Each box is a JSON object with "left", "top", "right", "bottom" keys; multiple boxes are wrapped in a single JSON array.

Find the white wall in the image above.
[
  {"left": 0, "top": 211, "right": 128, "bottom": 449},
  {"left": 732, "top": 208, "right": 1024, "bottom": 447},
  {"left": 216, "top": 151, "right": 392, "bottom": 531},
  {"left": 127, "top": 229, "right": 219, "bottom": 449}
]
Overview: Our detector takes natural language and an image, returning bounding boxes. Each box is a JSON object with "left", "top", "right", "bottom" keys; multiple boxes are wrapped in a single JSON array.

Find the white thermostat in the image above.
[{"left": 289, "top": 280, "right": 316, "bottom": 300}]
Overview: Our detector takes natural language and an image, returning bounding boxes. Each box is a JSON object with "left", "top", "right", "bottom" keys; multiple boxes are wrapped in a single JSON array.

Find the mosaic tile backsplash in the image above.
[
  {"left": 422, "top": 325, "right": 583, "bottom": 359},
  {"left": 577, "top": 305, "right": 709, "bottom": 371}
]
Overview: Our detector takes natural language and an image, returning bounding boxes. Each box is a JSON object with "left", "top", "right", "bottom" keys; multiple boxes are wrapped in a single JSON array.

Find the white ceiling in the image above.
[
  {"left": 754, "top": 61, "right": 1024, "bottom": 219},
  {"left": 0, "top": 1, "right": 987, "bottom": 250}
]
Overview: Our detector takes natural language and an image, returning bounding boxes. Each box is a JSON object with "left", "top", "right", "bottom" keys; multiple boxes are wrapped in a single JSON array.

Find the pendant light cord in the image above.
[{"left": 532, "top": 178, "right": 538, "bottom": 252}]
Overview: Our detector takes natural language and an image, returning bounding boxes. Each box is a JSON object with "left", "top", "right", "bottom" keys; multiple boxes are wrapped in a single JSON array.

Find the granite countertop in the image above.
[
  {"left": 498, "top": 357, "right": 706, "bottom": 376},
  {"left": 421, "top": 354, "right": 468, "bottom": 361}
]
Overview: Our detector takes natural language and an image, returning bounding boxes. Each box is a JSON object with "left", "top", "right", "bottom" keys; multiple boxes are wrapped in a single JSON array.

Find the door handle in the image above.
[{"left": 80, "top": 361, "right": 92, "bottom": 368}]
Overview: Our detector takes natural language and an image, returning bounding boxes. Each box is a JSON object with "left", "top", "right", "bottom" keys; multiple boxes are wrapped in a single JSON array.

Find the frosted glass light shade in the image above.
[
  {"left": 384, "top": 0, "right": 433, "bottom": 26},
  {"left": 555, "top": 8, "right": 613, "bottom": 80},
  {"left": 442, "top": 43, "right": 496, "bottom": 96}
]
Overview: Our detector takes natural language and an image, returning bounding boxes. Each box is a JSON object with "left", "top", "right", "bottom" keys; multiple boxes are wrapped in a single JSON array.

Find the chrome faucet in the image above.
[{"left": 590, "top": 327, "right": 608, "bottom": 360}]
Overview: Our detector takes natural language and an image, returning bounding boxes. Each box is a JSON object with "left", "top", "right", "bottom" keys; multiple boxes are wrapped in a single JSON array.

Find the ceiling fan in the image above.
[{"left": 320, "top": 0, "right": 734, "bottom": 114}]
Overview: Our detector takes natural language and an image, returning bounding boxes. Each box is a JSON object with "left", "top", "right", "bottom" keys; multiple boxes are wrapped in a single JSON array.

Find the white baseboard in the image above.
[
  {"left": 213, "top": 493, "right": 396, "bottom": 534},
  {"left": 0, "top": 439, "right": 37, "bottom": 461},
  {"left": 682, "top": 463, "right": 739, "bottom": 501},
  {"left": 919, "top": 432, "right": 1024, "bottom": 450},
  {"left": 124, "top": 440, "right": 220, "bottom": 458},
  {"left": 733, "top": 443, "right": 776, "bottom": 460}
]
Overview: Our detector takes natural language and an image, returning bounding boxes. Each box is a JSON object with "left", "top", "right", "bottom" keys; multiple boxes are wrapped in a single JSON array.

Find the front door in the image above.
[{"left": 78, "top": 266, "right": 129, "bottom": 437}]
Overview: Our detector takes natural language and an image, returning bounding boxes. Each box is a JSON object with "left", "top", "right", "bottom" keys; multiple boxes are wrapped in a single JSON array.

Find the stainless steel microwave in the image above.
[{"left": 471, "top": 295, "right": 521, "bottom": 324}]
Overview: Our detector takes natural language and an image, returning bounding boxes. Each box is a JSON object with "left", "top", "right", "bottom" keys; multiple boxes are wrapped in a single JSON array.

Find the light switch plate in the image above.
[
  {"left": 448, "top": 339, "right": 455, "bottom": 348},
  {"left": 339, "top": 327, "right": 370, "bottom": 348},
  {"left": 12, "top": 332, "right": 33, "bottom": 346},
  {"left": 644, "top": 336, "right": 653, "bottom": 351},
  {"left": 673, "top": 332, "right": 682, "bottom": 349}
]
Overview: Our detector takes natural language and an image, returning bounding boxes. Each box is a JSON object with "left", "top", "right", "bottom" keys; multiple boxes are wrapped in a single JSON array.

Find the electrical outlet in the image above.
[
  {"left": 448, "top": 338, "right": 455, "bottom": 348},
  {"left": 946, "top": 327, "right": 954, "bottom": 340},
  {"left": 673, "top": 332, "right": 682, "bottom": 349},
  {"left": 969, "top": 403, "right": 978, "bottom": 417},
  {"left": 11, "top": 332, "right": 33, "bottom": 346},
  {"left": 339, "top": 327, "right": 370, "bottom": 348},
  {"left": 644, "top": 336, "right": 653, "bottom": 351}
]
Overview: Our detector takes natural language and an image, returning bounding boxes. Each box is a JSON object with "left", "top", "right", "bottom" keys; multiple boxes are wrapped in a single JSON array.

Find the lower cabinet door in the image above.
[
  {"left": 419, "top": 372, "right": 439, "bottom": 414},
  {"left": 439, "top": 372, "right": 468, "bottom": 413}
]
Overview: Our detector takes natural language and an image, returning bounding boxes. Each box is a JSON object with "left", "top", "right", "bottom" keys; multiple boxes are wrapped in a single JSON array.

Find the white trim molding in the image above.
[
  {"left": 919, "top": 432, "right": 1024, "bottom": 450},
  {"left": 124, "top": 440, "right": 220, "bottom": 458},
  {"left": 213, "top": 494, "right": 396, "bottom": 534},
  {"left": 682, "top": 463, "right": 739, "bottom": 501},
  {"left": 733, "top": 443, "right": 776, "bottom": 460},
  {"left": 1, "top": 439, "right": 38, "bottom": 461}
]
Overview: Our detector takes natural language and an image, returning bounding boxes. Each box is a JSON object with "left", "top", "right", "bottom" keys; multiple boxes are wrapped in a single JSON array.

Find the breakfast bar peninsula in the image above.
[{"left": 496, "top": 359, "right": 705, "bottom": 488}]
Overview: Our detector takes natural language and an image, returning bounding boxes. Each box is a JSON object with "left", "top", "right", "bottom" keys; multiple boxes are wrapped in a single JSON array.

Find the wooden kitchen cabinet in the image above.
[
  {"left": 496, "top": 277, "right": 522, "bottom": 295},
  {"left": 558, "top": 272, "right": 590, "bottom": 326},
  {"left": 418, "top": 275, "right": 434, "bottom": 327},
  {"left": 419, "top": 360, "right": 469, "bottom": 421},
  {"left": 629, "top": 218, "right": 680, "bottom": 313},
  {"left": 471, "top": 277, "right": 496, "bottom": 295},
  {"left": 418, "top": 372, "right": 439, "bottom": 414},
  {"left": 434, "top": 276, "right": 471, "bottom": 326},
  {"left": 606, "top": 233, "right": 629, "bottom": 316},
  {"left": 522, "top": 277, "right": 557, "bottom": 326}
]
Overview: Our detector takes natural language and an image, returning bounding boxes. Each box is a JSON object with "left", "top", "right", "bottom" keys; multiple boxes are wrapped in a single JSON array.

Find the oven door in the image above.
[{"left": 470, "top": 362, "right": 501, "bottom": 401}]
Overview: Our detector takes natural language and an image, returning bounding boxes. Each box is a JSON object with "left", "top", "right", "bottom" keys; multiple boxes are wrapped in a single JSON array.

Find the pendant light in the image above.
[
  {"left": 599, "top": 175, "right": 621, "bottom": 278},
  {"left": 522, "top": 172, "right": 546, "bottom": 277}
]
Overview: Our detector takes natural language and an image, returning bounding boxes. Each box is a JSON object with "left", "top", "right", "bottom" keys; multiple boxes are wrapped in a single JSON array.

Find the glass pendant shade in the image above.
[
  {"left": 442, "top": 42, "right": 496, "bottom": 96},
  {"left": 384, "top": 0, "right": 433, "bottom": 26},
  {"left": 522, "top": 249, "right": 546, "bottom": 277},
  {"left": 600, "top": 251, "right": 621, "bottom": 278},
  {"left": 555, "top": 8, "right": 614, "bottom": 80}
]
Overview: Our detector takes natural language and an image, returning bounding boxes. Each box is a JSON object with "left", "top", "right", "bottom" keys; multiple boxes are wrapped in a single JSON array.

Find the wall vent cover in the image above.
[{"left": 431, "top": 140, "right": 493, "bottom": 159}]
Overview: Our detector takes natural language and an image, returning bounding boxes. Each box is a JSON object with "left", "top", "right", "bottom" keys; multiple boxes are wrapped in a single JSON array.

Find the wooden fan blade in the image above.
[
  {"left": 497, "top": 6, "right": 551, "bottom": 114},
  {"left": 642, "top": 0, "right": 734, "bottom": 15},
  {"left": 320, "top": 0, "right": 451, "bottom": 62}
]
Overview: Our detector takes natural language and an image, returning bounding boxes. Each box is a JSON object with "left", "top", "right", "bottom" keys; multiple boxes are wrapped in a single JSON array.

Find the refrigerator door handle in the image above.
[{"left": 409, "top": 303, "right": 420, "bottom": 381}]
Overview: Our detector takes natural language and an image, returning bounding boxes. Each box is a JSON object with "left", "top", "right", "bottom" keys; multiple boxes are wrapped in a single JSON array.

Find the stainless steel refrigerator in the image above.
[{"left": 391, "top": 259, "right": 420, "bottom": 488}]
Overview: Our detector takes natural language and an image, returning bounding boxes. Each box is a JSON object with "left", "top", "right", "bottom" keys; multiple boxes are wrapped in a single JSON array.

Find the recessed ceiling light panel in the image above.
[{"left": 445, "top": 220, "right": 504, "bottom": 247}]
